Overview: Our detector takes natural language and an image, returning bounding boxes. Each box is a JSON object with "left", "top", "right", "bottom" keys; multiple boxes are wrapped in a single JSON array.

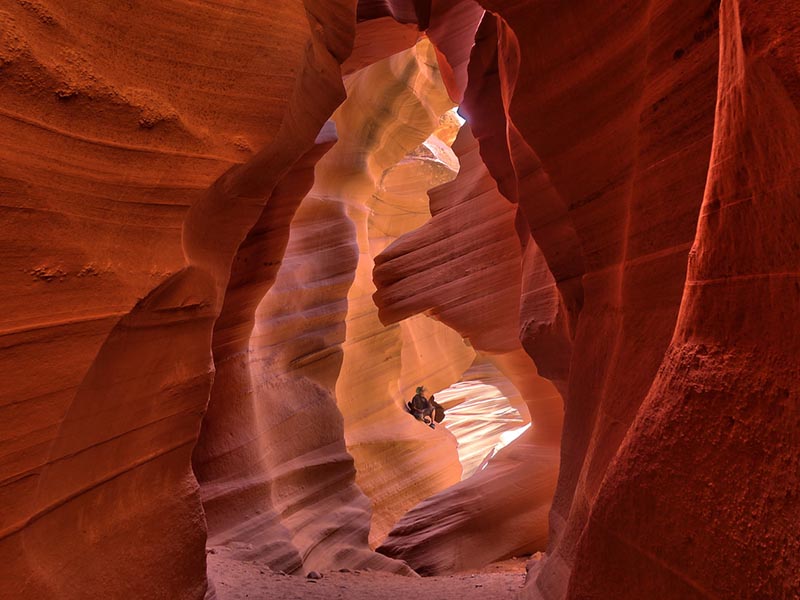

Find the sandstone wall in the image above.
[
  {"left": 457, "top": 1, "right": 721, "bottom": 595},
  {"left": 360, "top": 1, "right": 797, "bottom": 596},
  {"left": 3, "top": 2, "right": 798, "bottom": 599},
  {"left": 568, "top": 2, "right": 800, "bottom": 596},
  {"left": 194, "top": 39, "right": 467, "bottom": 575},
  {"left": 451, "top": 1, "right": 797, "bottom": 597},
  {"left": 0, "top": 2, "right": 356, "bottom": 598},
  {"left": 374, "top": 125, "right": 564, "bottom": 572}
]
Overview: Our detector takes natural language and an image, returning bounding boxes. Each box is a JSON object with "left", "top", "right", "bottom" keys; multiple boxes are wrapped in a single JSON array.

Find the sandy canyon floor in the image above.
[{"left": 208, "top": 549, "right": 528, "bottom": 599}]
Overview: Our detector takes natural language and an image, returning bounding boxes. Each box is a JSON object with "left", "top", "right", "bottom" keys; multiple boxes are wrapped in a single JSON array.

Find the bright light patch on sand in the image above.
[
  {"left": 498, "top": 422, "right": 531, "bottom": 448},
  {"left": 432, "top": 362, "right": 532, "bottom": 480}
]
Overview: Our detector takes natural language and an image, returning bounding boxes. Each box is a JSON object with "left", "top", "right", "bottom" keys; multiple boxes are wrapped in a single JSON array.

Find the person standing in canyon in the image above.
[{"left": 408, "top": 386, "right": 436, "bottom": 428}]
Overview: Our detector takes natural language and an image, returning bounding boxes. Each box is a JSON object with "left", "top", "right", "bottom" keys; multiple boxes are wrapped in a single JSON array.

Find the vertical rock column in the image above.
[
  {"left": 460, "top": 3, "right": 721, "bottom": 596},
  {"left": 567, "top": 1, "right": 800, "bottom": 597},
  {"left": 337, "top": 113, "right": 477, "bottom": 547}
]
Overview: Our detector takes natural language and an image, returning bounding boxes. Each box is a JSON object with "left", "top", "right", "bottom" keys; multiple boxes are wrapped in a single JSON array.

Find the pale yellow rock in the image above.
[
  {"left": 332, "top": 42, "right": 476, "bottom": 547},
  {"left": 245, "top": 39, "right": 477, "bottom": 559}
]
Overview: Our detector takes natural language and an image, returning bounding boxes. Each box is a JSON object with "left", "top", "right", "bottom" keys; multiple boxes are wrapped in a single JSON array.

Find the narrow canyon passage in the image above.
[
  {"left": 192, "top": 37, "right": 563, "bottom": 586},
  {"left": 1, "top": 2, "right": 798, "bottom": 600}
]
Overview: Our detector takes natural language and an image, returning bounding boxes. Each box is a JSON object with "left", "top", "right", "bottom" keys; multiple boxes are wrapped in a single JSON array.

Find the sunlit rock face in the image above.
[
  {"left": 374, "top": 124, "right": 564, "bottom": 573},
  {"left": 337, "top": 116, "right": 475, "bottom": 547},
  {"left": 194, "top": 39, "right": 468, "bottom": 575},
  {"left": 3, "top": 1, "right": 799, "bottom": 599},
  {"left": 434, "top": 358, "right": 531, "bottom": 480}
]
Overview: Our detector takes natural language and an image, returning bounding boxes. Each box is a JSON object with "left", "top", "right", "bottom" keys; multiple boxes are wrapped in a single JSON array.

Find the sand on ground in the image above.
[{"left": 207, "top": 547, "right": 528, "bottom": 600}]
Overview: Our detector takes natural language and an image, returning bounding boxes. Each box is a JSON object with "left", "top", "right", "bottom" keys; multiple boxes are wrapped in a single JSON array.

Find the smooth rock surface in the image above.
[
  {"left": 1, "top": 1, "right": 355, "bottom": 598},
  {"left": 3, "top": 2, "right": 799, "bottom": 599}
]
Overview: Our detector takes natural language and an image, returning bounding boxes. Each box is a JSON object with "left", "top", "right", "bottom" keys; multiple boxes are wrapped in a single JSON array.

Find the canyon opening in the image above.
[{"left": 1, "top": 2, "right": 798, "bottom": 600}]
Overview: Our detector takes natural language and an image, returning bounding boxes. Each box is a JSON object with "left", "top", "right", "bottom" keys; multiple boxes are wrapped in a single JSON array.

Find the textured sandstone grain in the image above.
[
  {"left": 1, "top": 1, "right": 356, "bottom": 598},
  {"left": 567, "top": 2, "right": 800, "bottom": 597},
  {"left": 3, "top": 2, "right": 799, "bottom": 599}
]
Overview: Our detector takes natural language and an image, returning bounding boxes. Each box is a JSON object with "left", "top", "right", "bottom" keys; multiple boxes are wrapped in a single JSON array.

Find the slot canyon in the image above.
[{"left": 0, "top": 1, "right": 798, "bottom": 599}]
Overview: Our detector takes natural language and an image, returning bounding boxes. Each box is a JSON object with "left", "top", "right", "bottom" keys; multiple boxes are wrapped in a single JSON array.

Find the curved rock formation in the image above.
[
  {"left": 374, "top": 125, "right": 564, "bottom": 573},
  {"left": 191, "top": 127, "right": 340, "bottom": 576},
  {"left": 567, "top": 2, "right": 800, "bottom": 597},
  {"left": 302, "top": 40, "right": 473, "bottom": 553},
  {"left": 378, "top": 427, "right": 559, "bottom": 576},
  {"left": 455, "top": 3, "right": 723, "bottom": 598},
  {"left": 363, "top": 2, "right": 798, "bottom": 596},
  {"left": 1, "top": 1, "right": 357, "bottom": 597},
  {"left": 3, "top": 1, "right": 799, "bottom": 599},
  {"left": 337, "top": 128, "right": 474, "bottom": 547},
  {"left": 194, "top": 38, "right": 467, "bottom": 575}
]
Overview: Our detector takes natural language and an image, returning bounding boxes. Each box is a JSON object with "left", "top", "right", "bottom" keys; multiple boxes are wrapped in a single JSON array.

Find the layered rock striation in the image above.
[
  {"left": 373, "top": 125, "right": 564, "bottom": 573},
  {"left": 2, "top": 1, "right": 798, "bottom": 599},
  {"left": 1, "top": 1, "right": 358, "bottom": 598},
  {"left": 360, "top": 0, "right": 798, "bottom": 596},
  {"left": 194, "top": 38, "right": 467, "bottom": 575},
  {"left": 567, "top": 2, "right": 800, "bottom": 597}
]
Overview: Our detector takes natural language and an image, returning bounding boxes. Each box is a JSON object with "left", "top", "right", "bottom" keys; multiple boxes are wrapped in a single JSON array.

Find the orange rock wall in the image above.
[
  {"left": 567, "top": 2, "right": 800, "bottom": 597},
  {"left": 1, "top": 1, "right": 356, "bottom": 598},
  {"left": 361, "top": 0, "right": 798, "bottom": 596},
  {"left": 2, "top": 1, "right": 799, "bottom": 599}
]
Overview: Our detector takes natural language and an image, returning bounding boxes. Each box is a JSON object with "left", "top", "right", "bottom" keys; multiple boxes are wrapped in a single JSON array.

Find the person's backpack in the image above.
[{"left": 431, "top": 397, "right": 445, "bottom": 423}]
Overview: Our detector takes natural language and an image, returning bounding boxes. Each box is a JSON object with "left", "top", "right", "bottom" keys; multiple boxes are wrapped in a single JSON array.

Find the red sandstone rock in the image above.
[
  {"left": 455, "top": 2, "right": 723, "bottom": 597},
  {"left": 0, "top": 1, "right": 356, "bottom": 598},
  {"left": 2, "top": 1, "right": 799, "bottom": 599},
  {"left": 374, "top": 127, "right": 523, "bottom": 352},
  {"left": 567, "top": 1, "right": 800, "bottom": 597},
  {"left": 378, "top": 427, "right": 558, "bottom": 575}
]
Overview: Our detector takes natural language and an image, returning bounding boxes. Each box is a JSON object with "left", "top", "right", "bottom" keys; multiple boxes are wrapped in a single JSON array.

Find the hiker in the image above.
[{"left": 407, "top": 386, "right": 436, "bottom": 428}]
